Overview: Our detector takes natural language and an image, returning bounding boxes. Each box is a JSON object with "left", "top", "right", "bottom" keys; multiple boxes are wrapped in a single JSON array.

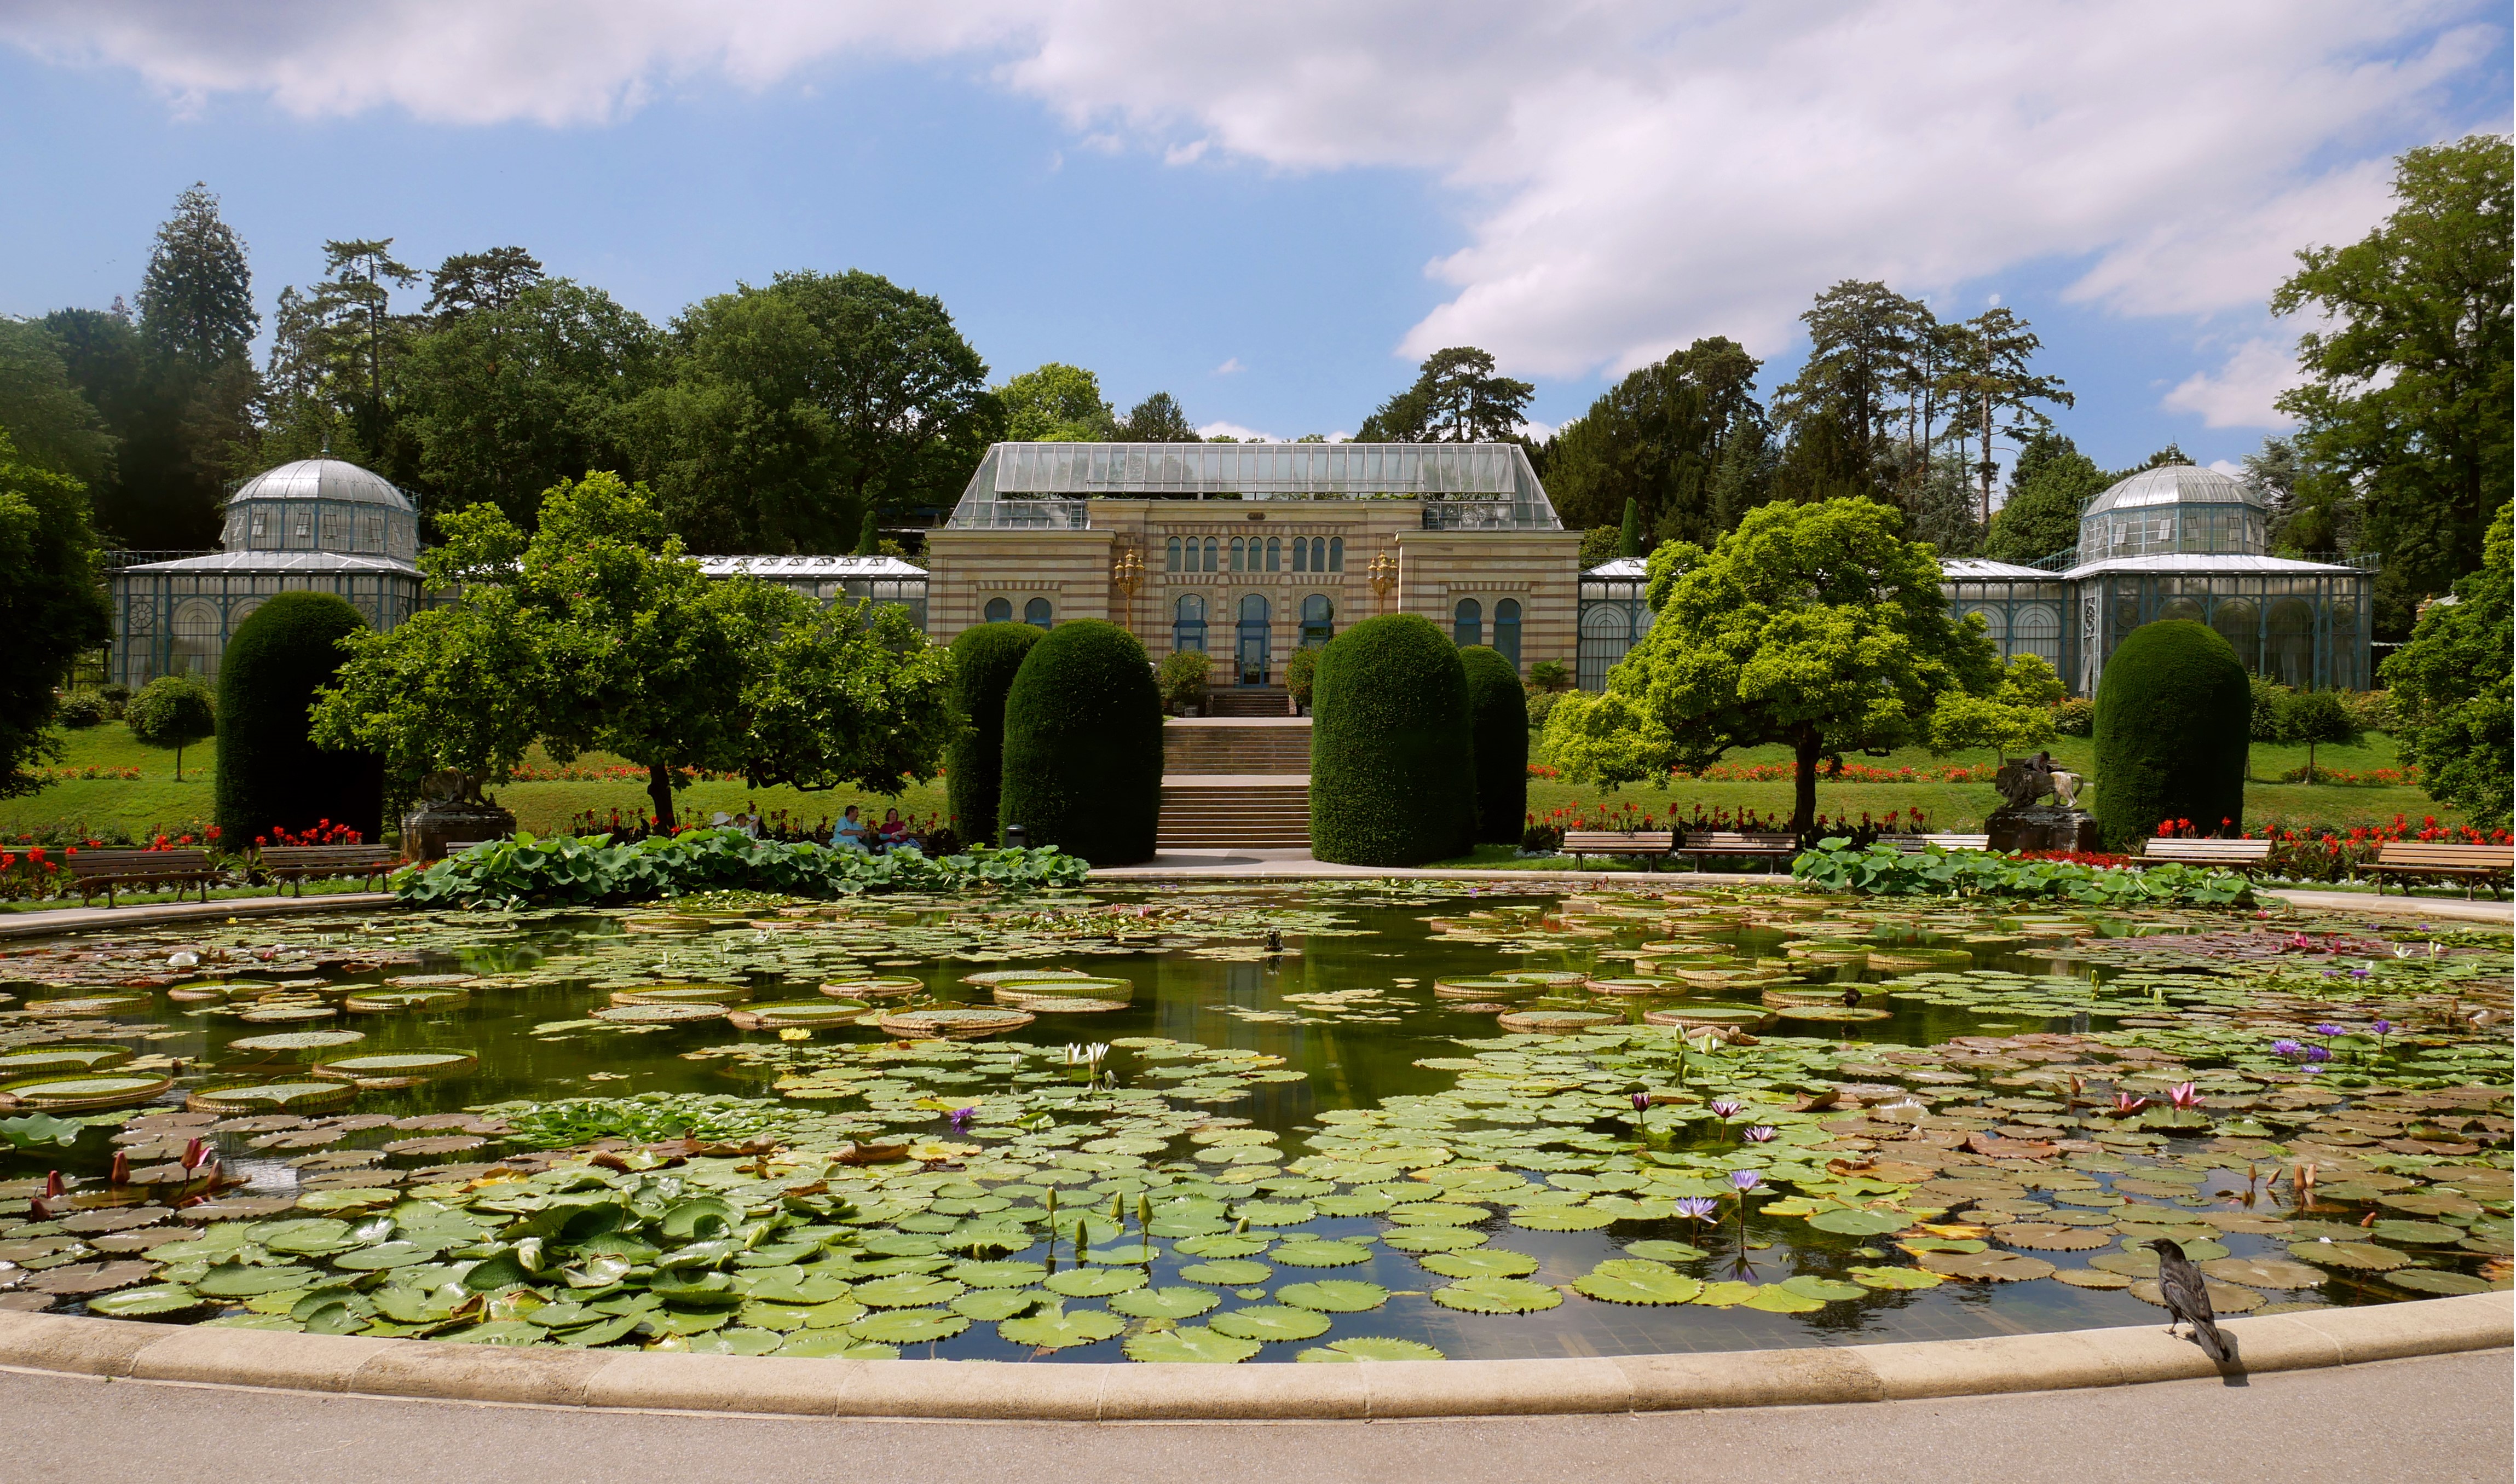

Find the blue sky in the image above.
[{"left": 2, "top": 2, "right": 2506, "bottom": 484}]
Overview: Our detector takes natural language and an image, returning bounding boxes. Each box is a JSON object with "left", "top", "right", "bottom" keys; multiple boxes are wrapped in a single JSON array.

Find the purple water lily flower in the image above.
[
  {"left": 1729, "top": 1169, "right": 1765, "bottom": 1194},
  {"left": 947, "top": 1106, "right": 976, "bottom": 1131},
  {"left": 2270, "top": 1039, "right": 2305, "bottom": 1060},
  {"left": 1742, "top": 1125, "right": 1778, "bottom": 1143},
  {"left": 1708, "top": 1099, "right": 1743, "bottom": 1119},
  {"left": 2304, "top": 1045, "right": 2332, "bottom": 1063},
  {"left": 2347, "top": 967, "right": 2372, "bottom": 980},
  {"left": 2313, "top": 1023, "right": 2344, "bottom": 1036},
  {"left": 2370, "top": 1020, "right": 2394, "bottom": 1037},
  {"left": 1672, "top": 1197, "right": 1720, "bottom": 1221},
  {"left": 1632, "top": 1092, "right": 1653, "bottom": 1113}
]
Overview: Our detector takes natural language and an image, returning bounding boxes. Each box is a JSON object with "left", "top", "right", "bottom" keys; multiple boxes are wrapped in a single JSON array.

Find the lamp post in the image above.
[
  {"left": 1111, "top": 545, "right": 1145, "bottom": 633},
  {"left": 1366, "top": 547, "right": 1399, "bottom": 613}
]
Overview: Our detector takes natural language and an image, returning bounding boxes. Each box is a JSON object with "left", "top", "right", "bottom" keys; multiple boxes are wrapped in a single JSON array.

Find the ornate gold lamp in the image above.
[
  {"left": 1111, "top": 545, "right": 1145, "bottom": 626},
  {"left": 1365, "top": 547, "right": 1400, "bottom": 608}
]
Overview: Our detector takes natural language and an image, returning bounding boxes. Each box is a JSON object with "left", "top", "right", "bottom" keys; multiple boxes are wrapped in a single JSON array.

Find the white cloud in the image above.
[
  {"left": 2162, "top": 337, "right": 2307, "bottom": 428},
  {"left": 1213, "top": 357, "right": 1243, "bottom": 376},
  {"left": 5, "top": 2, "right": 2502, "bottom": 376},
  {"left": 1194, "top": 420, "right": 1278, "bottom": 442}
]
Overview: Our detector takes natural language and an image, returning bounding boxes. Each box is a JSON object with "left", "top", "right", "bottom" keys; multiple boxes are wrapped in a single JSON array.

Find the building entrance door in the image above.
[{"left": 1236, "top": 594, "right": 1270, "bottom": 685}]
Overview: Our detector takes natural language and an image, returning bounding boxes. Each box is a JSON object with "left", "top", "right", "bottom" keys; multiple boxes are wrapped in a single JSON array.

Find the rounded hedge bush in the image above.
[
  {"left": 999, "top": 620, "right": 1162, "bottom": 865},
  {"left": 215, "top": 592, "right": 382, "bottom": 846},
  {"left": 126, "top": 674, "right": 217, "bottom": 782},
  {"left": 1459, "top": 645, "right": 1526, "bottom": 845},
  {"left": 945, "top": 622, "right": 1045, "bottom": 847},
  {"left": 2092, "top": 619, "right": 2250, "bottom": 848},
  {"left": 1309, "top": 614, "right": 1474, "bottom": 865}
]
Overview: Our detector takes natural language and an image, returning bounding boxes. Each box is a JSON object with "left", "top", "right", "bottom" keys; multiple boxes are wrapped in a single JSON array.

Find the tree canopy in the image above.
[
  {"left": 1117, "top": 391, "right": 1199, "bottom": 442},
  {"left": 1543, "top": 496, "right": 1994, "bottom": 835},
  {"left": 997, "top": 363, "right": 1118, "bottom": 441},
  {"left": 2380, "top": 498, "right": 2512, "bottom": 827},
  {"left": 0, "top": 429, "right": 112, "bottom": 798},
  {"left": 1357, "top": 347, "right": 1533, "bottom": 443},
  {"left": 1983, "top": 431, "right": 2106, "bottom": 563},
  {"left": 1544, "top": 338, "right": 1762, "bottom": 544}
]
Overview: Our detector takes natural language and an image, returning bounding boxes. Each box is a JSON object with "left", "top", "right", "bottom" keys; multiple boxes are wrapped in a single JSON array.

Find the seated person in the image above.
[
  {"left": 877, "top": 809, "right": 911, "bottom": 851},
  {"left": 834, "top": 805, "right": 874, "bottom": 850}
]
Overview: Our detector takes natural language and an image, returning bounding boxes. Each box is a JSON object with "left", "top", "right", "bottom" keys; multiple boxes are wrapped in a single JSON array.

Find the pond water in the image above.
[{"left": 0, "top": 882, "right": 2507, "bottom": 1364}]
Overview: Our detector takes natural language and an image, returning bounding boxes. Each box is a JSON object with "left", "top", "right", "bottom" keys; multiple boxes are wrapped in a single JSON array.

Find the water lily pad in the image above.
[
  {"left": 1296, "top": 1336, "right": 1447, "bottom": 1362},
  {"left": 1180, "top": 1260, "right": 1272, "bottom": 1286},
  {"left": 852, "top": 1274, "right": 966, "bottom": 1308},
  {"left": 1849, "top": 1265, "right": 1943, "bottom": 1291},
  {"left": 1808, "top": 1208, "right": 1910, "bottom": 1237},
  {"left": 1269, "top": 1240, "right": 1375, "bottom": 1268},
  {"left": 1915, "top": 1250, "right": 2055, "bottom": 1282},
  {"left": 1621, "top": 1240, "right": 1710, "bottom": 1263},
  {"left": 1779, "top": 1274, "right": 1866, "bottom": 1302},
  {"left": 195, "top": 1262, "right": 321, "bottom": 1296},
  {"left": 85, "top": 1283, "right": 212, "bottom": 1318},
  {"left": 1428, "top": 1277, "right": 1562, "bottom": 1314},
  {"left": 849, "top": 1307, "right": 968, "bottom": 1343},
  {"left": 1993, "top": 1223, "right": 2114, "bottom": 1251},
  {"left": 1124, "top": 1325, "right": 1262, "bottom": 1362},
  {"left": 2384, "top": 1268, "right": 2496, "bottom": 1296},
  {"left": 2, "top": 1072, "right": 176, "bottom": 1111},
  {"left": 1378, "top": 1227, "right": 1488, "bottom": 1253},
  {"left": 1275, "top": 1279, "right": 1388, "bottom": 1313},
  {"left": 948, "top": 1260, "right": 1046, "bottom": 1289},
  {"left": 2129, "top": 1278, "right": 2263, "bottom": 1313},
  {"left": 1418, "top": 1249, "right": 1539, "bottom": 1279},
  {"left": 2053, "top": 1268, "right": 2133, "bottom": 1289},
  {"left": 1000, "top": 1307, "right": 1125, "bottom": 1349},
  {"left": 1510, "top": 1204, "right": 1617, "bottom": 1232},
  {"left": 1573, "top": 1261, "right": 1703, "bottom": 1306},
  {"left": 948, "top": 1287, "right": 1037, "bottom": 1321},
  {"left": 1690, "top": 1280, "right": 1759, "bottom": 1306},
  {"left": 1741, "top": 1284, "right": 1827, "bottom": 1313},
  {"left": 228, "top": 1030, "right": 366, "bottom": 1057},
  {"left": 1043, "top": 1266, "right": 1146, "bottom": 1297},
  {"left": 2198, "top": 1256, "right": 2328, "bottom": 1290},
  {"left": 1109, "top": 1286, "right": 1222, "bottom": 1319},
  {"left": 2287, "top": 1241, "right": 2409, "bottom": 1272},
  {"left": 1209, "top": 1304, "right": 1333, "bottom": 1341}
]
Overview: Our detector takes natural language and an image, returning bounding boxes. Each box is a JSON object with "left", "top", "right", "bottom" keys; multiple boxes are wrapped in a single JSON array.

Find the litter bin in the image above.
[{"left": 1002, "top": 824, "right": 1027, "bottom": 850}]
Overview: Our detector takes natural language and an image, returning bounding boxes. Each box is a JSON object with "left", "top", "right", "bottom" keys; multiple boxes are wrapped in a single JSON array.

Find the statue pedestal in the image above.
[
  {"left": 401, "top": 801, "right": 517, "bottom": 862},
  {"left": 1987, "top": 805, "right": 2100, "bottom": 855}
]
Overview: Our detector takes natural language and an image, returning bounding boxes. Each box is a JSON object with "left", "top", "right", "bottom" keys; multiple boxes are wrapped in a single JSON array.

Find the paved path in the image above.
[{"left": 3, "top": 1348, "right": 2505, "bottom": 1484}]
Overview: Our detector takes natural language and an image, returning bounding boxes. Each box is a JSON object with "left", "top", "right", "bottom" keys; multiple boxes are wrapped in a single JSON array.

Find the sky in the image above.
[{"left": 1, "top": 1, "right": 2507, "bottom": 487}]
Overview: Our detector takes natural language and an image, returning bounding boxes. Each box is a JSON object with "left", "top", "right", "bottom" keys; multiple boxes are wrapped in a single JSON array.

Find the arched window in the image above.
[
  {"left": 1300, "top": 593, "right": 1333, "bottom": 648},
  {"left": 1311, "top": 537, "right": 1328, "bottom": 572},
  {"left": 1453, "top": 598, "right": 1482, "bottom": 647},
  {"left": 1202, "top": 538, "right": 1219, "bottom": 572},
  {"left": 2211, "top": 598, "right": 2260, "bottom": 673},
  {"left": 1174, "top": 594, "right": 1208, "bottom": 654},
  {"left": 1024, "top": 598, "right": 1053, "bottom": 628},
  {"left": 1292, "top": 538, "right": 1309, "bottom": 573},
  {"left": 1328, "top": 537, "right": 1344, "bottom": 572},
  {"left": 1265, "top": 536, "right": 1280, "bottom": 572},
  {"left": 983, "top": 597, "right": 1012, "bottom": 623},
  {"left": 1165, "top": 536, "right": 1182, "bottom": 572},
  {"left": 2267, "top": 598, "right": 2314, "bottom": 687},
  {"left": 1230, "top": 538, "right": 1246, "bottom": 573},
  {"left": 1494, "top": 598, "right": 1521, "bottom": 669}
]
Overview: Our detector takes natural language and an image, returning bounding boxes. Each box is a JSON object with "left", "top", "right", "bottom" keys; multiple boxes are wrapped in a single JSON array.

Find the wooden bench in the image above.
[
  {"left": 259, "top": 844, "right": 402, "bottom": 896},
  {"left": 1882, "top": 833, "right": 1990, "bottom": 852},
  {"left": 1562, "top": 830, "right": 1676, "bottom": 870},
  {"left": 2365, "top": 842, "right": 2513, "bottom": 899},
  {"left": 64, "top": 848, "right": 219, "bottom": 908},
  {"left": 2138, "top": 838, "right": 2272, "bottom": 872},
  {"left": 1678, "top": 831, "right": 1799, "bottom": 873}
]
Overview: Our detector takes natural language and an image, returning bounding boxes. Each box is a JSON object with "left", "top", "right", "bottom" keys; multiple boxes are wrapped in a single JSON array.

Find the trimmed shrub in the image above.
[
  {"left": 2050, "top": 695, "right": 2093, "bottom": 737},
  {"left": 2247, "top": 674, "right": 2292, "bottom": 741},
  {"left": 1309, "top": 613, "right": 1475, "bottom": 865},
  {"left": 2341, "top": 688, "right": 2397, "bottom": 735},
  {"left": 126, "top": 674, "right": 217, "bottom": 781},
  {"left": 999, "top": 619, "right": 1163, "bottom": 866},
  {"left": 1157, "top": 649, "right": 1211, "bottom": 714},
  {"left": 945, "top": 622, "right": 1043, "bottom": 847},
  {"left": 1527, "top": 688, "right": 1564, "bottom": 730},
  {"left": 55, "top": 693, "right": 106, "bottom": 729},
  {"left": 216, "top": 592, "right": 382, "bottom": 847},
  {"left": 1459, "top": 645, "right": 1525, "bottom": 845},
  {"left": 1283, "top": 645, "right": 1319, "bottom": 709},
  {"left": 2092, "top": 620, "right": 2250, "bottom": 847}
]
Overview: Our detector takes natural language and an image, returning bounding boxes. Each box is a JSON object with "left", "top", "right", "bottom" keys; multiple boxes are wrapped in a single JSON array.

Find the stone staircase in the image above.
[
  {"left": 1158, "top": 778, "right": 1313, "bottom": 849},
  {"left": 1162, "top": 718, "right": 1311, "bottom": 775},
  {"left": 1208, "top": 685, "right": 1294, "bottom": 717}
]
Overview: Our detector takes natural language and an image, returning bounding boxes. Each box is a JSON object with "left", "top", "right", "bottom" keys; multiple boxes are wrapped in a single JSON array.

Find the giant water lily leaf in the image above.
[
  {"left": 1418, "top": 1249, "right": 1539, "bottom": 1279},
  {"left": 1043, "top": 1267, "right": 1146, "bottom": 1297},
  {"left": 2288, "top": 1241, "right": 2409, "bottom": 1272},
  {"left": 1208, "top": 1304, "right": 1332, "bottom": 1341},
  {"left": 1297, "top": 1336, "right": 1446, "bottom": 1362},
  {"left": 1274, "top": 1280, "right": 1388, "bottom": 1313},
  {"left": 1123, "top": 1326, "right": 1263, "bottom": 1362},
  {"left": 1572, "top": 1262, "right": 1701, "bottom": 1306},
  {"left": 1000, "top": 1307, "right": 1125, "bottom": 1348},
  {"left": 1269, "top": 1240, "right": 1374, "bottom": 1268},
  {"left": 1179, "top": 1260, "right": 1271, "bottom": 1286},
  {"left": 1848, "top": 1266, "right": 1942, "bottom": 1291},
  {"left": 1428, "top": 1277, "right": 1562, "bottom": 1314},
  {"left": 849, "top": 1307, "right": 968, "bottom": 1343}
]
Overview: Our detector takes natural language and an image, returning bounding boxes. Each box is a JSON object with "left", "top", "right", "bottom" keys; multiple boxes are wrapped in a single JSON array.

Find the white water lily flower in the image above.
[{"left": 166, "top": 951, "right": 199, "bottom": 969}]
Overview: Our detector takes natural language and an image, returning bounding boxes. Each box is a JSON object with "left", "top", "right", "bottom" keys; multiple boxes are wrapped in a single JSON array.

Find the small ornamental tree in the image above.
[
  {"left": 945, "top": 622, "right": 1044, "bottom": 846},
  {"left": 2382, "top": 499, "right": 2513, "bottom": 827},
  {"left": 128, "top": 675, "right": 217, "bottom": 781},
  {"left": 1618, "top": 496, "right": 1642, "bottom": 558},
  {"left": 0, "top": 430, "right": 112, "bottom": 799},
  {"left": 1927, "top": 652, "right": 2065, "bottom": 769},
  {"left": 2280, "top": 690, "right": 2364, "bottom": 783},
  {"left": 1459, "top": 645, "right": 1527, "bottom": 845},
  {"left": 2091, "top": 620, "right": 2250, "bottom": 846},
  {"left": 215, "top": 592, "right": 382, "bottom": 847},
  {"left": 1547, "top": 497, "right": 1996, "bottom": 838},
  {"left": 999, "top": 620, "right": 1163, "bottom": 865},
  {"left": 1309, "top": 613, "right": 1475, "bottom": 865}
]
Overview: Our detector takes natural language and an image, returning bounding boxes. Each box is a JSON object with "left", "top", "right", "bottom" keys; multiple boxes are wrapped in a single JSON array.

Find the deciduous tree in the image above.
[
  {"left": 2380, "top": 499, "right": 2512, "bottom": 827},
  {"left": 0, "top": 430, "right": 112, "bottom": 797}
]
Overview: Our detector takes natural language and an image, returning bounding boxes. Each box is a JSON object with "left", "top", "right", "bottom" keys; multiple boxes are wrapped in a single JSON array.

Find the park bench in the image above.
[
  {"left": 2365, "top": 841, "right": 2513, "bottom": 899},
  {"left": 1678, "top": 831, "right": 1799, "bottom": 873},
  {"left": 2137, "top": 838, "right": 2272, "bottom": 873},
  {"left": 1882, "top": 834, "right": 1990, "bottom": 852},
  {"left": 258, "top": 844, "right": 403, "bottom": 896},
  {"left": 64, "top": 848, "right": 220, "bottom": 908},
  {"left": 1562, "top": 830, "right": 1676, "bottom": 870}
]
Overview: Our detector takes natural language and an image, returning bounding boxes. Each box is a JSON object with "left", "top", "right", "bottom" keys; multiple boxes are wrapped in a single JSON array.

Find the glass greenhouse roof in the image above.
[
  {"left": 2082, "top": 465, "right": 2264, "bottom": 515},
  {"left": 950, "top": 442, "right": 1560, "bottom": 529}
]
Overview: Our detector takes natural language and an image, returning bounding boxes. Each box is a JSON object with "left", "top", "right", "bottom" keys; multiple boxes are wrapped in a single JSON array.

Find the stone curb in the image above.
[
  {"left": 0, "top": 893, "right": 397, "bottom": 942},
  {"left": 0, "top": 1296, "right": 2501, "bottom": 1421}
]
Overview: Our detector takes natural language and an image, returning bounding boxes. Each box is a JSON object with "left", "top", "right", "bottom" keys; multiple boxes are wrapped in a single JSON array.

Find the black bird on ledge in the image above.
[{"left": 2147, "top": 1237, "right": 2231, "bottom": 1361}]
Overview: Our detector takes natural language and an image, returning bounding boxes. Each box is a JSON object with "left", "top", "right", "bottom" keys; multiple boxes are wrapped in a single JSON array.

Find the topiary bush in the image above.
[
  {"left": 126, "top": 674, "right": 217, "bottom": 781},
  {"left": 1309, "top": 613, "right": 1474, "bottom": 865},
  {"left": 215, "top": 593, "right": 383, "bottom": 848},
  {"left": 54, "top": 693, "right": 106, "bottom": 729},
  {"left": 2092, "top": 620, "right": 2250, "bottom": 847},
  {"left": 1459, "top": 645, "right": 1526, "bottom": 845},
  {"left": 999, "top": 619, "right": 1163, "bottom": 865},
  {"left": 2050, "top": 695, "right": 2094, "bottom": 737},
  {"left": 1156, "top": 649, "right": 1211, "bottom": 714},
  {"left": 945, "top": 622, "right": 1044, "bottom": 847}
]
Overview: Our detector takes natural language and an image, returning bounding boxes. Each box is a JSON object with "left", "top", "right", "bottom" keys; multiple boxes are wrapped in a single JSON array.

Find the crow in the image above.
[
  {"left": 1840, "top": 986, "right": 1862, "bottom": 1008},
  {"left": 2147, "top": 1237, "right": 2230, "bottom": 1361}
]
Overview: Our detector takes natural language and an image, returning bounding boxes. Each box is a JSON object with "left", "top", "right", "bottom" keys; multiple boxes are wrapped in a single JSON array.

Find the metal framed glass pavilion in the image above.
[{"left": 946, "top": 442, "right": 1562, "bottom": 531}]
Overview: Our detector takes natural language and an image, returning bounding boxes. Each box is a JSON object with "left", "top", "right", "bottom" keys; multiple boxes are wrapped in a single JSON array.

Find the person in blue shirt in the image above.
[{"left": 834, "top": 805, "right": 875, "bottom": 851}]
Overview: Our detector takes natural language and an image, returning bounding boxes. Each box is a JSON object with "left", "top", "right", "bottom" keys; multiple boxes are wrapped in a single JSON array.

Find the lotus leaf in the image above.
[
  {"left": 1124, "top": 1326, "right": 1263, "bottom": 1362},
  {"left": 1180, "top": 1261, "right": 1272, "bottom": 1286},
  {"left": 1275, "top": 1279, "right": 1389, "bottom": 1313},
  {"left": 1209, "top": 1304, "right": 1333, "bottom": 1341},
  {"left": 1428, "top": 1277, "right": 1562, "bottom": 1314},
  {"left": 1268, "top": 1240, "right": 1375, "bottom": 1268},
  {"left": 1296, "top": 1336, "right": 1447, "bottom": 1362},
  {"left": 1110, "top": 1286, "right": 1223, "bottom": 1319},
  {"left": 1043, "top": 1267, "right": 1145, "bottom": 1297},
  {"left": 1848, "top": 1266, "right": 1942, "bottom": 1291},
  {"left": 1418, "top": 1249, "right": 1539, "bottom": 1279},
  {"left": 1000, "top": 1307, "right": 1125, "bottom": 1349}
]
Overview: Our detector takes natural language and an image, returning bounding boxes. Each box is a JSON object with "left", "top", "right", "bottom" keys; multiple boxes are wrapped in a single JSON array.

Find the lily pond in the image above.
[{"left": 0, "top": 883, "right": 2508, "bottom": 1365}]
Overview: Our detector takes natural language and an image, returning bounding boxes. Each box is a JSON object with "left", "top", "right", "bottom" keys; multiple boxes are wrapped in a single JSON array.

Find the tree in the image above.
[
  {"left": 397, "top": 279, "right": 662, "bottom": 526},
  {"left": 1544, "top": 497, "right": 1995, "bottom": 836},
  {"left": 2274, "top": 134, "right": 2512, "bottom": 635},
  {"left": 997, "top": 363, "right": 1118, "bottom": 441},
  {"left": 2091, "top": 621, "right": 2250, "bottom": 846},
  {"left": 0, "top": 318, "right": 117, "bottom": 491},
  {"left": 1357, "top": 347, "right": 1532, "bottom": 442},
  {"left": 2381, "top": 499, "right": 2512, "bottom": 827},
  {"left": 1617, "top": 497, "right": 1642, "bottom": 558},
  {"left": 1544, "top": 338, "right": 1763, "bottom": 542},
  {"left": 264, "top": 239, "right": 421, "bottom": 469},
  {"left": 1984, "top": 431, "right": 2107, "bottom": 563},
  {"left": 128, "top": 674, "right": 218, "bottom": 781},
  {"left": 1770, "top": 281, "right": 1926, "bottom": 500},
  {"left": 2280, "top": 689, "right": 2363, "bottom": 783},
  {"left": 1937, "top": 307, "right": 2073, "bottom": 529},
  {"left": 1928, "top": 653, "right": 2063, "bottom": 765},
  {"left": 137, "top": 184, "right": 258, "bottom": 369},
  {"left": 424, "top": 247, "right": 546, "bottom": 320},
  {"left": 999, "top": 620, "right": 1163, "bottom": 865},
  {"left": 313, "top": 471, "right": 955, "bottom": 827},
  {"left": 618, "top": 270, "right": 996, "bottom": 551},
  {"left": 0, "top": 430, "right": 112, "bottom": 798},
  {"left": 1117, "top": 391, "right": 1199, "bottom": 442},
  {"left": 1309, "top": 614, "right": 1476, "bottom": 864}
]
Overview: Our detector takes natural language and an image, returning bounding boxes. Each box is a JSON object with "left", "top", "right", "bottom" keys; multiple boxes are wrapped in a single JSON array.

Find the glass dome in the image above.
[
  {"left": 2077, "top": 465, "right": 2266, "bottom": 563},
  {"left": 217, "top": 457, "right": 420, "bottom": 562}
]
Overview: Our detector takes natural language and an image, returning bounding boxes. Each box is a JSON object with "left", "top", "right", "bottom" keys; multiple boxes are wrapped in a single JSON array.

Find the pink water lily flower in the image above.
[{"left": 2165, "top": 1083, "right": 2202, "bottom": 1111}]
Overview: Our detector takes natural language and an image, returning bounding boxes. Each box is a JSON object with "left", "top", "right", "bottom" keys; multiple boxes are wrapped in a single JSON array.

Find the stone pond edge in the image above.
[{"left": 0, "top": 1294, "right": 2503, "bottom": 1420}]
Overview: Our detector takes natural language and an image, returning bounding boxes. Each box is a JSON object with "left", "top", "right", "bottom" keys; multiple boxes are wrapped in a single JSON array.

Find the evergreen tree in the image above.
[
  {"left": 1617, "top": 497, "right": 1641, "bottom": 558},
  {"left": 1357, "top": 347, "right": 1532, "bottom": 442},
  {"left": 137, "top": 184, "right": 258, "bottom": 369},
  {"left": 1116, "top": 391, "right": 1199, "bottom": 442},
  {"left": 1984, "top": 431, "right": 2107, "bottom": 564}
]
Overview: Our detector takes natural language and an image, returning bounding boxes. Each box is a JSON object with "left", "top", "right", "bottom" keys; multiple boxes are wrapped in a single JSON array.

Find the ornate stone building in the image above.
[{"left": 924, "top": 442, "right": 1582, "bottom": 690}]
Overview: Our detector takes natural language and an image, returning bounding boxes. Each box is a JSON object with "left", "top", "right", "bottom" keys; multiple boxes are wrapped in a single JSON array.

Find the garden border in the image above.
[{"left": 0, "top": 1295, "right": 2502, "bottom": 1420}]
